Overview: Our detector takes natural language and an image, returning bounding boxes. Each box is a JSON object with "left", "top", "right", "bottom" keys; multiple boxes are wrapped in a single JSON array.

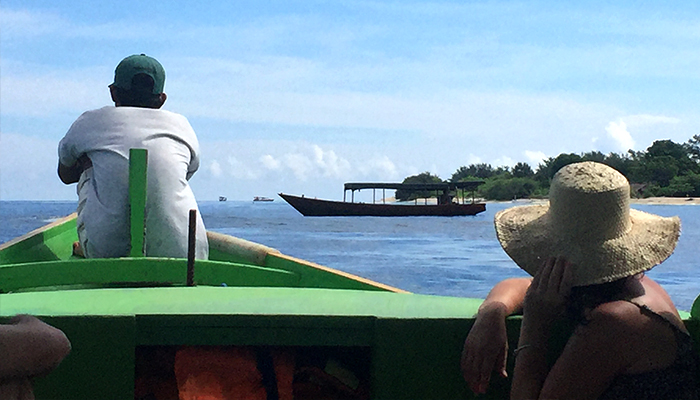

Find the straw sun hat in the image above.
[{"left": 495, "top": 161, "right": 680, "bottom": 287}]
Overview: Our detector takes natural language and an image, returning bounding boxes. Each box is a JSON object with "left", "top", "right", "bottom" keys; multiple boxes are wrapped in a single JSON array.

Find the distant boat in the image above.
[
  {"left": 253, "top": 196, "right": 274, "bottom": 202},
  {"left": 279, "top": 181, "right": 485, "bottom": 217},
  {"left": 219, "top": 196, "right": 227, "bottom": 202}
]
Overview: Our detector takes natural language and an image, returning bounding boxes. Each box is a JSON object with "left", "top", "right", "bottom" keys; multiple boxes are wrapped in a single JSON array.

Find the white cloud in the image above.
[
  {"left": 282, "top": 153, "right": 314, "bottom": 181},
  {"left": 597, "top": 115, "right": 680, "bottom": 154},
  {"left": 625, "top": 114, "right": 681, "bottom": 127},
  {"left": 225, "top": 156, "right": 260, "bottom": 180},
  {"left": 356, "top": 155, "right": 398, "bottom": 178},
  {"left": 604, "top": 120, "right": 636, "bottom": 152},
  {"left": 493, "top": 156, "right": 516, "bottom": 168},
  {"left": 0, "top": 8, "right": 66, "bottom": 39},
  {"left": 524, "top": 151, "right": 547, "bottom": 166},
  {"left": 0, "top": 132, "right": 74, "bottom": 200},
  {"left": 209, "top": 160, "right": 223, "bottom": 177},
  {"left": 260, "top": 154, "right": 281, "bottom": 170},
  {"left": 312, "top": 145, "right": 351, "bottom": 178},
  {"left": 1, "top": 63, "right": 108, "bottom": 117}
]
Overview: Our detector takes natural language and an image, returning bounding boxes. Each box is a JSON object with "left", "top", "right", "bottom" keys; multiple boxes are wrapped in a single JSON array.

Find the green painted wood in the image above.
[
  {"left": 0, "top": 258, "right": 299, "bottom": 293},
  {"left": 129, "top": 148, "right": 148, "bottom": 257},
  {"left": 3, "top": 213, "right": 700, "bottom": 399},
  {"left": 0, "top": 287, "right": 484, "bottom": 318},
  {"left": 371, "top": 318, "right": 474, "bottom": 399},
  {"left": 265, "top": 253, "right": 394, "bottom": 292},
  {"left": 0, "top": 215, "right": 76, "bottom": 265},
  {"left": 135, "top": 315, "right": 376, "bottom": 347}
]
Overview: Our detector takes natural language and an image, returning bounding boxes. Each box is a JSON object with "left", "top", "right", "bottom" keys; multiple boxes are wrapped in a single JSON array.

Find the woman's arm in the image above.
[
  {"left": 0, "top": 315, "right": 71, "bottom": 379},
  {"left": 510, "top": 257, "right": 572, "bottom": 400},
  {"left": 535, "top": 307, "right": 635, "bottom": 400},
  {"left": 461, "top": 277, "right": 532, "bottom": 394}
]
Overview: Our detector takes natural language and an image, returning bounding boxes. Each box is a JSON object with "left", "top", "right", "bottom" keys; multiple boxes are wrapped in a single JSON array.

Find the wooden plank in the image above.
[{"left": 129, "top": 148, "right": 148, "bottom": 257}]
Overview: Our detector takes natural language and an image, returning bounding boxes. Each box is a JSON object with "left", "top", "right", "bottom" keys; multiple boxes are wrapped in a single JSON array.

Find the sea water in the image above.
[{"left": 2, "top": 200, "right": 699, "bottom": 311}]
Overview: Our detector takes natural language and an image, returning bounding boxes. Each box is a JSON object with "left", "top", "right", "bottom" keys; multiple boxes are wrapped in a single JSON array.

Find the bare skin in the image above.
[
  {"left": 461, "top": 277, "right": 532, "bottom": 394},
  {"left": 462, "top": 257, "right": 686, "bottom": 399},
  {"left": 0, "top": 315, "right": 71, "bottom": 399}
]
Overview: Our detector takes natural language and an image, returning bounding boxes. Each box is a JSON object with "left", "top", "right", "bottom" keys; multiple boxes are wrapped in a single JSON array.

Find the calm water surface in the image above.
[{"left": 2, "top": 200, "right": 699, "bottom": 310}]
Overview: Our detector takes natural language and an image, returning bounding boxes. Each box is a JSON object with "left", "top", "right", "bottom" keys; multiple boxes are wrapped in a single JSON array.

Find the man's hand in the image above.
[{"left": 58, "top": 154, "right": 92, "bottom": 184}]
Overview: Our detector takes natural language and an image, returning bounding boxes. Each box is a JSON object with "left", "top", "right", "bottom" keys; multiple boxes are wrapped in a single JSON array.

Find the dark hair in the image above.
[
  {"left": 566, "top": 275, "right": 639, "bottom": 325},
  {"left": 113, "top": 73, "right": 163, "bottom": 108}
]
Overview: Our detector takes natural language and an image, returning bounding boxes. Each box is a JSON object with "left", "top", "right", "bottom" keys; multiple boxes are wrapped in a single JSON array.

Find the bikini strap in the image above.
[{"left": 624, "top": 300, "right": 689, "bottom": 337}]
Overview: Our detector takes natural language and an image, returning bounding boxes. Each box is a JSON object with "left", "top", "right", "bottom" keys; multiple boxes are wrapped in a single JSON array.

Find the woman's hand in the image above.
[
  {"left": 510, "top": 257, "right": 573, "bottom": 399},
  {"left": 461, "top": 302, "right": 509, "bottom": 394},
  {"left": 523, "top": 257, "right": 573, "bottom": 328}
]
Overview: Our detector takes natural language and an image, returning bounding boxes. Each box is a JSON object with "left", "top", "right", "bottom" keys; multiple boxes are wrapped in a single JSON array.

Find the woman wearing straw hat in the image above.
[{"left": 461, "top": 162, "right": 699, "bottom": 399}]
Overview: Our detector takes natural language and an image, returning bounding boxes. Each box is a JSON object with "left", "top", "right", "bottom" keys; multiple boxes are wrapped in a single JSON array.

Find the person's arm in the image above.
[
  {"left": 510, "top": 257, "right": 572, "bottom": 400},
  {"left": 0, "top": 315, "right": 71, "bottom": 380},
  {"left": 534, "top": 307, "right": 636, "bottom": 399},
  {"left": 461, "top": 277, "right": 532, "bottom": 394},
  {"left": 58, "top": 154, "right": 92, "bottom": 184}
]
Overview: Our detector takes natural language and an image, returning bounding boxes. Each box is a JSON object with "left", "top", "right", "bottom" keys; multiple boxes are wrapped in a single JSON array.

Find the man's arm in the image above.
[
  {"left": 58, "top": 154, "right": 92, "bottom": 184},
  {"left": 0, "top": 315, "right": 71, "bottom": 380}
]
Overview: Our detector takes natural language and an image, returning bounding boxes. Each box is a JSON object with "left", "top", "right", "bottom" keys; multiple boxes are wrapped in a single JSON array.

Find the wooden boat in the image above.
[
  {"left": 0, "top": 150, "right": 491, "bottom": 399},
  {"left": 280, "top": 181, "right": 486, "bottom": 217},
  {"left": 0, "top": 213, "right": 491, "bottom": 399},
  {"left": 2, "top": 154, "right": 698, "bottom": 399},
  {"left": 5, "top": 217, "right": 698, "bottom": 400}
]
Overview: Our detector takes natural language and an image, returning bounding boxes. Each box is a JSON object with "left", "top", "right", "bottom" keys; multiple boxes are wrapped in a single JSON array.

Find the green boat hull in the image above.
[{"left": 2, "top": 215, "right": 699, "bottom": 399}]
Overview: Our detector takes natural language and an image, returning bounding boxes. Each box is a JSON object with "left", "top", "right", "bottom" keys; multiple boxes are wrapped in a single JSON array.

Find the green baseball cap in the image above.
[{"left": 112, "top": 54, "right": 166, "bottom": 94}]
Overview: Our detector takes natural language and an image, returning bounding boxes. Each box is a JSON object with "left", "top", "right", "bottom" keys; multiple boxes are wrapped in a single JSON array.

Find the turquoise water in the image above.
[{"left": 2, "top": 200, "right": 699, "bottom": 310}]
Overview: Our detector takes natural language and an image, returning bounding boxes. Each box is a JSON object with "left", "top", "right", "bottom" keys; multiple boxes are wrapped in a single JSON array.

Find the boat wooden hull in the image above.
[
  {"left": 0, "top": 215, "right": 486, "bottom": 399},
  {"left": 279, "top": 193, "right": 486, "bottom": 216},
  {"left": 1, "top": 215, "right": 698, "bottom": 400}
]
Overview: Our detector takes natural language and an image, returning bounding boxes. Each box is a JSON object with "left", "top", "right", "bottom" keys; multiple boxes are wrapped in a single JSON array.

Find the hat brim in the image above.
[{"left": 494, "top": 204, "right": 680, "bottom": 286}]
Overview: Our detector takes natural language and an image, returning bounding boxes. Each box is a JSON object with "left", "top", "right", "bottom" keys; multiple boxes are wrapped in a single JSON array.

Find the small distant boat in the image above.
[
  {"left": 253, "top": 196, "right": 274, "bottom": 202},
  {"left": 219, "top": 196, "right": 227, "bottom": 202},
  {"left": 279, "top": 181, "right": 486, "bottom": 217}
]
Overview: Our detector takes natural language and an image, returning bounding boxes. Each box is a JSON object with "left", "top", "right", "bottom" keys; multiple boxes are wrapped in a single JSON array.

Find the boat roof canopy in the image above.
[{"left": 344, "top": 181, "right": 484, "bottom": 192}]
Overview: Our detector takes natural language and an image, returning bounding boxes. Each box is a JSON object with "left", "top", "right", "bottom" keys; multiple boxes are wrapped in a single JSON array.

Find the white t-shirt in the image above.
[{"left": 58, "top": 106, "right": 209, "bottom": 259}]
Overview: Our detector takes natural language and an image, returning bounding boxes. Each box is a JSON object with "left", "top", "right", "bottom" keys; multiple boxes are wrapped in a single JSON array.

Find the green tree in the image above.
[
  {"left": 684, "top": 134, "right": 700, "bottom": 163},
  {"left": 601, "top": 152, "right": 633, "bottom": 179},
  {"left": 479, "top": 177, "right": 539, "bottom": 200},
  {"left": 451, "top": 163, "right": 496, "bottom": 181},
  {"left": 512, "top": 162, "right": 534, "bottom": 178},
  {"left": 534, "top": 153, "right": 582, "bottom": 186},
  {"left": 395, "top": 172, "right": 443, "bottom": 201},
  {"left": 581, "top": 151, "right": 606, "bottom": 163}
]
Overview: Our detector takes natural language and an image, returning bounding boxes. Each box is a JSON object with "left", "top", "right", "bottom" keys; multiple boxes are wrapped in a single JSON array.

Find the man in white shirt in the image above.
[{"left": 58, "top": 54, "right": 208, "bottom": 259}]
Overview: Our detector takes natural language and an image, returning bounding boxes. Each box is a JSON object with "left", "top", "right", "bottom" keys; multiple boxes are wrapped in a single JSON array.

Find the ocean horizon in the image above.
[{"left": 2, "top": 199, "right": 699, "bottom": 311}]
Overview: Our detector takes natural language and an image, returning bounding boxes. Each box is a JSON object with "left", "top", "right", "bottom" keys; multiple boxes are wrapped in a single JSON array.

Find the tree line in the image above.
[{"left": 397, "top": 135, "right": 700, "bottom": 201}]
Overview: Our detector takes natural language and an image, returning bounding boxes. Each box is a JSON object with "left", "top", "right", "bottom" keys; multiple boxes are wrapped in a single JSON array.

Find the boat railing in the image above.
[{"left": 342, "top": 181, "right": 484, "bottom": 204}]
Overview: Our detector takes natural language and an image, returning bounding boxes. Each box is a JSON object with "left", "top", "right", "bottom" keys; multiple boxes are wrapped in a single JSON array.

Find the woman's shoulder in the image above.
[{"left": 586, "top": 298, "right": 684, "bottom": 345}]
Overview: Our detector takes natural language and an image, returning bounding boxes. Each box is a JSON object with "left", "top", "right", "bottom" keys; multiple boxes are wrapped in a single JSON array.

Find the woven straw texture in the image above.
[{"left": 495, "top": 162, "right": 680, "bottom": 287}]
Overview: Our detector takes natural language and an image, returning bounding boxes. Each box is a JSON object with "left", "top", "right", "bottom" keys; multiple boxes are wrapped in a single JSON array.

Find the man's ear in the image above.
[
  {"left": 109, "top": 85, "right": 120, "bottom": 106},
  {"left": 157, "top": 93, "right": 167, "bottom": 108}
]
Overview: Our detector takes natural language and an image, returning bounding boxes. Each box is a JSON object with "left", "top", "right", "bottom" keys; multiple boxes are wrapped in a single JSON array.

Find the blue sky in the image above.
[{"left": 2, "top": 1, "right": 700, "bottom": 200}]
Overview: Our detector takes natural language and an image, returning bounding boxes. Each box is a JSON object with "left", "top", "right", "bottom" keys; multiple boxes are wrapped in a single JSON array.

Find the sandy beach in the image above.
[
  {"left": 506, "top": 197, "right": 700, "bottom": 205},
  {"left": 630, "top": 197, "right": 700, "bottom": 205},
  {"left": 386, "top": 196, "right": 700, "bottom": 205}
]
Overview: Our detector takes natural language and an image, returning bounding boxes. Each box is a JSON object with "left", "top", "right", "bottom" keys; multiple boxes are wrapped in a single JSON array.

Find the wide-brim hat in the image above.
[{"left": 495, "top": 161, "right": 680, "bottom": 287}]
